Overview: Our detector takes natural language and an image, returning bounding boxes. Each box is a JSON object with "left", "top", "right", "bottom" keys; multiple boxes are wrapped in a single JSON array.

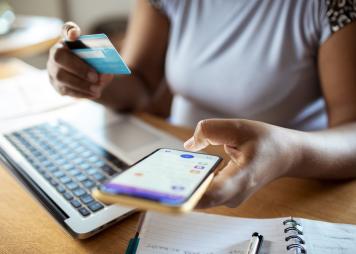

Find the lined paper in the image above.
[
  {"left": 136, "top": 212, "right": 356, "bottom": 254},
  {"left": 136, "top": 212, "right": 286, "bottom": 254},
  {"left": 302, "top": 218, "right": 356, "bottom": 254}
]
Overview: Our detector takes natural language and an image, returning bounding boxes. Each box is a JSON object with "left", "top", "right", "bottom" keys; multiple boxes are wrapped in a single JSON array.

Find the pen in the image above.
[
  {"left": 245, "top": 232, "right": 263, "bottom": 254},
  {"left": 125, "top": 212, "right": 146, "bottom": 254}
]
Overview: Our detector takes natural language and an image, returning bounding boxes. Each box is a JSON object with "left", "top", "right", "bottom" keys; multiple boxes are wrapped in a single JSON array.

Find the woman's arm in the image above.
[
  {"left": 96, "top": 0, "right": 170, "bottom": 112},
  {"left": 291, "top": 22, "right": 356, "bottom": 179},
  {"left": 183, "top": 22, "right": 356, "bottom": 208},
  {"left": 48, "top": 0, "right": 170, "bottom": 113}
]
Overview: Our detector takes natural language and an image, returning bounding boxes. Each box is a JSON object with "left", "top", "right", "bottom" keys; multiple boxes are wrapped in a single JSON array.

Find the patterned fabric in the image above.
[{"left": 326, "top": 0, "right": 356, "bottom": 32}]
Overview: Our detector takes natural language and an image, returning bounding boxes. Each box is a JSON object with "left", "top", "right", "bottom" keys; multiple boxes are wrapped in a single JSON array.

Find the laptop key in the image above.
[
  {"left": 43, "top": 172, "right": 52, "bottom": 180},
  {"left": 37, "top": 155, "right": 47, "bottom": 162},
  {"left": 80, "top": 194, "right": 94, "bottom": 204},
  {"left": 82, "top": 179, "right": 95, "bottom": 189},
  {"left": 42, "top": 160, "right": 53, "bottom": 167},
  {"left": 62, "top": 164, "right": 75, "bottom": 171},
  {"left": 55, "top": 158, "right": 66, "bottom": 165},
  {"left": 65, "top": 181, "right": 78, "bottom": 190},
  {"left": 79, "top": 163, "right": 91, "bottom": 170},
  {"left": 75, "top": 173, "right": 87, "bottom": 182},
  {"left": 94, "top": 160, "right": 105, "bottom": 168},
  {"left": 88, "top": 156, "right": 100, "bottom": 163},
  {"left": 81, "top": 151, "right": 93, "bottom": 158},
  {"left": 73, "top": 158, "right": 84, "bottom": 165},
  {"left": 56, "top": 185, "right": 66, "bottom": 193},
  {"left": 92, "top": 172, "right": 106, "bottom": 182},
  {"left": 87, "top": 168, "right": 98, "bottom": 175},
  {"left": 68, "top": 168, "right": 81, "bottom": 176},
  {"left": 53, "top": 171, "right": 65, "bottom": 178},
  {"left": 88, "top": 202, "right": 104, "bottom": 212},
  {"left": 74, "top": 146, "right": 86, "bottom": 154},
  {"left": 78, "top": 207, "right": 90, "bottom": 217},
  {"left": 32, "top": 162, "right": 41, "bottom": 169},
  {"left": 70, "top": 199, "right": 81, "bottom": 208},
  {"left": 49, "top": 179, "right": 58, "bottom": 187},
  {"left": 73, "top": 188, "right": 86, "bottom": 197},
  {"left": 47, "top": 165, "right": 58, "bottom": 172},
  {"left": 59, "top": 176, "right": 71, "bottom": 184},
  {"left": 63, "top": 192, "right": 73, "bottom": 200}
]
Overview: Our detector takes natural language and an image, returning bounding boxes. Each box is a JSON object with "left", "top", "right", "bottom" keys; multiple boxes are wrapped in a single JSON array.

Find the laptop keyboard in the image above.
[{"left": 4, "top": 120, "right": 128, "bottom": 217}]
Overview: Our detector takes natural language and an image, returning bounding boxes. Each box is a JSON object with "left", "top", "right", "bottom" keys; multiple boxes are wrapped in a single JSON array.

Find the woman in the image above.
[{"left": 47, "top": 0, "right": 356, "bottom": 208}]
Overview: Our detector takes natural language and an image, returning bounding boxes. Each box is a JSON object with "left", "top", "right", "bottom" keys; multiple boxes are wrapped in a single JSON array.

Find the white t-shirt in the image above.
[{"left": 151, "top": 0, "right": 356, "bottom": 130}]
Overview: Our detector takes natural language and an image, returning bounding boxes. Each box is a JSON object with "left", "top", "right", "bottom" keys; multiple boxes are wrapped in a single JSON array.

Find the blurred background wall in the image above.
[{"left": 6, "top": 0, "right": 134, "bottom": 68}]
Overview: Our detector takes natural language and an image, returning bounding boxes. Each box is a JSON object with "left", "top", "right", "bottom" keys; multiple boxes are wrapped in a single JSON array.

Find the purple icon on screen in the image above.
[{"left": 180, "top": 154, "right": 194, "bottom": 159}]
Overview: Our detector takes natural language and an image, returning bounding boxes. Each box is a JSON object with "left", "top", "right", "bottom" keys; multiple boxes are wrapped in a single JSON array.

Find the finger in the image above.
[
  {"left": 50, "top": 44, "right": 99, "bottom": 83},
  {"left": 53, "top": 80, "right": 97, "bottom": 99},
  {"left": 184, "top": 119, "right": 241, "bottom": 152},
  {"left": 224, "top": 145, "right": 245, "bottom": 165},
  {"left": 64, "top": 88, "right": 97, "bottom": 99},
  {"left": 62, "top": 21, "right": 81, "bottom": 41},
  {"left": 55, "top": 83, "right": 97, "bottom": 99},
  {"left": 99, "top": 74, "right": 114, "bottom": 86},
  {"left": 53, "top": 69, "right": 100, "bottom": 97}
]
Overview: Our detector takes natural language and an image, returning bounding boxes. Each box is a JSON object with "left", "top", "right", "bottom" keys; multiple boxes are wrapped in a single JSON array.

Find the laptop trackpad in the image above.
[{"left": 92, "top": 120, "right": 159, "bottom": 153}]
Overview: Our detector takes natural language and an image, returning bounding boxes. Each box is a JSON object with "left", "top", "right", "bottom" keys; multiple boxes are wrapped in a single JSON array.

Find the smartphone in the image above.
[{"left": 93, "top": 148, "right": 222, "bottom": 213}]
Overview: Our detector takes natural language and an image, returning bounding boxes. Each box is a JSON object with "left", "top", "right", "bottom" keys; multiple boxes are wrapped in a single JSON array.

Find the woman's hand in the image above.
[
  {"left": 47, "top": 22, "right": 114, "bottom": 99},
  {"left": 184, "top": 119, "right": 303, "bottom": 208}
]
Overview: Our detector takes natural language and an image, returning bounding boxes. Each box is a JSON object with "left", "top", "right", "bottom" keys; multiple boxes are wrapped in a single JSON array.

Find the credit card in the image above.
[{"left": 65, "top": 33, "right": 131, "bottom": 75}]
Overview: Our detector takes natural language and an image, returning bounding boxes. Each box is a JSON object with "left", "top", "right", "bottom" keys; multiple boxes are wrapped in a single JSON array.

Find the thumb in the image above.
[
  {"left": 184, "top": 119, "right": 240, "bottom": 152},
  {"left": 62, "top": 21, "right": 81, "bottom": 41}
]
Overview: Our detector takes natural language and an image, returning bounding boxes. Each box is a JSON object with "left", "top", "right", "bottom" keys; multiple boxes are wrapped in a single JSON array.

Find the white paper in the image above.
[
  {"left": 302, "top": 218, "right": 356, "bottom": 254},
  {"left": 0, "top": 70, "right": 75, "bottom": 121},
  {"left": 136, "top": 212, "right": 356, "bottom": 254},
  {"left": 137, "top": 212, "right": 286, "bottom": 254}
]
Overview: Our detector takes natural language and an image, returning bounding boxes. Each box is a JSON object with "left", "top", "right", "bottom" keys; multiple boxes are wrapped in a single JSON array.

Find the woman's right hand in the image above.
[{"left": 47, "top": 22, "right": 114, "bottom": 99}]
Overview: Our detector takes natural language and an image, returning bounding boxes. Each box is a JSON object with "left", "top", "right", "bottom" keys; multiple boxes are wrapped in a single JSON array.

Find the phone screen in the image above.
[{"left": 100, "top": 148, "right": 221, "bottom": 205}]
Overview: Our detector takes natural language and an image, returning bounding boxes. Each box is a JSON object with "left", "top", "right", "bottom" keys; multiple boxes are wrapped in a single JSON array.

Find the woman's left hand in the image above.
[{"left": 184, "top": 119, "right": 303, "bottom": 208}]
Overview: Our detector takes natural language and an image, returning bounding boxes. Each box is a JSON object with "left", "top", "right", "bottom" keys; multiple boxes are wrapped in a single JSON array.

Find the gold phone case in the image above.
[{"left": 92, "top": 173, "right": 214, "bottom": 214}]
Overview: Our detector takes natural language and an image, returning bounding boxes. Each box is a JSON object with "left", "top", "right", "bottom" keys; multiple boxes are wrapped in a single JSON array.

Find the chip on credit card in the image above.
[{"left": 65, "top": 33, "right": 131, "bottom": 75}]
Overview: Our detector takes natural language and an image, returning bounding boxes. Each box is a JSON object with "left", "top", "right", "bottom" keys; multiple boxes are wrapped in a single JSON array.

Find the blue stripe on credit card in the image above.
[{"left": 67, "top": 34, "right": 131, "bottom": 75}]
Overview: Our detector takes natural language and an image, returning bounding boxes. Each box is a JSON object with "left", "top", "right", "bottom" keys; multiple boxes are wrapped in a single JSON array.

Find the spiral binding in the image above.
[{"left": 283, "top": 217, "right": 307, "bottom": 254}]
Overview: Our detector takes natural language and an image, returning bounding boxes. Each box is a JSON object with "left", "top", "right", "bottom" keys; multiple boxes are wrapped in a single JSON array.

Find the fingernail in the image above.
[
  {"left": 184, "top": 137, "right": 194, "bottom": 149},
  {"left": 69, "top": 27, "right": 80, "bottom": 37},
  {"left": 87, "top": 72, "right": 98, "bottom": 83},
  {"left": 90, "top": 85, "right": 100, "bottom": 93}
]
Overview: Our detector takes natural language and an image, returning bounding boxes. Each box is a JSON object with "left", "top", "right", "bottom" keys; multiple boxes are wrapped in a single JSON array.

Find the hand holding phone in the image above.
[{"left": 93, "top": 148, "right": 222, "bottom": 213}]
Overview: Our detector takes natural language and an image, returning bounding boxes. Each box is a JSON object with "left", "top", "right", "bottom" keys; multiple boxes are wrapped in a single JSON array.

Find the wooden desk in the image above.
[
  {"left": 1, "top": 114, "right": 356, "bottom": 253},
  {"left": 0, "top": 15, "right": 62, "bottom": 58},
  {"left": 1, "top": 63, "right": 356, "bottom": 253}
]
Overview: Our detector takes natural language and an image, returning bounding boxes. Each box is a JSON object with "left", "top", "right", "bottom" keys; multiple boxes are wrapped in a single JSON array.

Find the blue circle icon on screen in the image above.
[{"left": 181, "top": 154, "right": 194, "bottom": 159}]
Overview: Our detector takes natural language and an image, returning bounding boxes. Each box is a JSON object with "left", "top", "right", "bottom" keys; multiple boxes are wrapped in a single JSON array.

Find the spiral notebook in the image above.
[{"left": 128, "top": 212, "right": 356, "bottom": 254}]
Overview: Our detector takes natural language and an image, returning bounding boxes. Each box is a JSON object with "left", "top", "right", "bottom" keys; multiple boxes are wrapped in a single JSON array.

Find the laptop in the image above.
[{"left": 0, "top": 100, "right": 182, "bottom": 239}]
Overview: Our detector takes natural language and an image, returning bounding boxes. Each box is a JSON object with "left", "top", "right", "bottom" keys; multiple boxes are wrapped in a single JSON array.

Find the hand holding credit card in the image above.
[{"left": 65, "top": 33, "right": 131, "bottom": 75}]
